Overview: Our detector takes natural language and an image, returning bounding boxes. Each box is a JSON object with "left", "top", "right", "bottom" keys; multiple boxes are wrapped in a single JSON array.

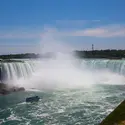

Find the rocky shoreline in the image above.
[{"left": 0, "top": 83, "right": 25, "bottom": 95}]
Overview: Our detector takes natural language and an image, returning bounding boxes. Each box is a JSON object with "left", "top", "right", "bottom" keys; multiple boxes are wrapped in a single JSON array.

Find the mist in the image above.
[{"left": 11, "top": 27, "right": 124, "bottom": 90}]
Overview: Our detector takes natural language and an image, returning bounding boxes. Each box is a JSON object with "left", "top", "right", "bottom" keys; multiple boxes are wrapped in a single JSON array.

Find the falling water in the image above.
[{"left": 0, "top": 58, "right": 125, "bottom": 88}]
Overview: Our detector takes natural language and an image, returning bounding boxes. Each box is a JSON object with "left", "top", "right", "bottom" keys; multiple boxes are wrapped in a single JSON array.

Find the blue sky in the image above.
[{"left": 0, "top": 0, "right": 125, "bottom": 54}]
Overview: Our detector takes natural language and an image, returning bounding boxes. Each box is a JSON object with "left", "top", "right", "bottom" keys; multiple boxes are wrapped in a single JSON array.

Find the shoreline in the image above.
[
  {"left": 0, "top": 57, "right": 124, "bottom": 61},
  {"left": 1, "top": 50, "right": 125, "bottom": 60},
  {"left": 100, "top": 100, "right": 125, "bottom": 125}
]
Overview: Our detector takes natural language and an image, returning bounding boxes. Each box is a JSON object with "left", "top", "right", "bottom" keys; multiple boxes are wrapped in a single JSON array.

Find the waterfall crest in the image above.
[
  {"left": 0, "top": 59, "right": 125, "bottom": 84},
  {"left": 0, "top": 60, "right": 41, "bottom": 83},
  {"left": 82, "top": 59, "right": 125, "bottom": 75}
]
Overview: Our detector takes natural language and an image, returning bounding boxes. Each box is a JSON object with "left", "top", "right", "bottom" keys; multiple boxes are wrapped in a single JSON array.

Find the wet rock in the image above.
[
  {"left": 0, "top": 83, "right": 25, "bottom": 95},
  {"left": 12, "top": 87, "right": 25, "bottom": 92},
  {"left": 0, "top": 88, "right": 11, "bottom": 95}
]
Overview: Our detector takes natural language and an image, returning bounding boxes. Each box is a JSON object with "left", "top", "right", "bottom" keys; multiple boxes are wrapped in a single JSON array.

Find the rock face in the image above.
[
  {"left": 100, "top": 100, "right": 125, "bottom": 125},
  {"left": 0, "top": 83, "right": 25, "bottom": 95}
]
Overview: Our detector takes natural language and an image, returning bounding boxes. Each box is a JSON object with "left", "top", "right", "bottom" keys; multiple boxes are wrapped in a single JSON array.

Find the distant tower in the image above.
[{"left": 92, "top": 44, "right": 94, "bottom": 51}]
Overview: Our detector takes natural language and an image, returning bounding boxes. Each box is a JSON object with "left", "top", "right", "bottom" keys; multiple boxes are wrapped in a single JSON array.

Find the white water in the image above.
[
  {"left": 1, "top": 57, "right": 125, "bottom": 89},
  {"left": 0, "top": 28, "right": 125, "bottom": 88}
]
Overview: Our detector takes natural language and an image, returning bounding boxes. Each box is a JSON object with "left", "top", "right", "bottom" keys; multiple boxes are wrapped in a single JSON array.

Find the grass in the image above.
[{"left": 100, "top": 100, "right": 125, "bottom": 125}]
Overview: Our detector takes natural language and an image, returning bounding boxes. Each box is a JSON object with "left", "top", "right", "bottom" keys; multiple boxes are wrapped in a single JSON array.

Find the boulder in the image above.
[
  {"left": 0, "top": 88, "right": 11, "bottom": 95},
  {"left": 0, "top": 83, "right": 25, "bottom": 95},
  {"left": 17, "top": 87, "right": 25, "bottom": 91}
]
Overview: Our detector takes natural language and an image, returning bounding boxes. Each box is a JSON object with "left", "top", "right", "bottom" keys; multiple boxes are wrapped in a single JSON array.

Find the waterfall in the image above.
[
  {"left": 0, "top": 59, "right": 41, "bottom": 83},
  {"left": 81, "top": 59, "right": 125, "bottom": 75},
  {"left": 1, "top": 59, "right": 125, "bottom": 84}
]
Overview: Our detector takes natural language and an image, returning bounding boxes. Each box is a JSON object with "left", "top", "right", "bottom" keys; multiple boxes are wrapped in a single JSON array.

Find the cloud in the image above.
[
  {"left": 0, "top": 24, "right": 125, "bottom": 54},
  {"left": 0, "top": 24, "right": 125, "bottom": 40},
  {"left": 70, "top": 24, "right": 125, "bottom": 37},
  {"left": 41, "top": 24, "right": 125, "bottom": 38}
]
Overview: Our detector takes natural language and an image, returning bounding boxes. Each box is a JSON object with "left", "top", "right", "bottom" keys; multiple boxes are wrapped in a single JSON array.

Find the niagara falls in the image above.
[
  {"left": 0, "top": 0, "right": 125, "bottom": 125},
  {"left": 0, "top": 28, "right": 125, "bottom": 125}
]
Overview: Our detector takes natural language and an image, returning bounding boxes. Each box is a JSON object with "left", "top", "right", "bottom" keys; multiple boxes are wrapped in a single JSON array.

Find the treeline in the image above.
[
  {"left": 0, "top": 53, "right": 40, "bottom": 59},
  {"left": 1, "top": 50, "right": 125, "bottom": 59},
  {"left": 0, "top": 52, "right": 54, "bottom": 59},
  {"left": 74, "top": 49, "right": 125, "bottom": 59}
]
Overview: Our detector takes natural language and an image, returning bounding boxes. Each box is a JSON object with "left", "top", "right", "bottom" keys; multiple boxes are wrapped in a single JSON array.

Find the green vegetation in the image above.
[
  {"left": 1, "top": 50, "right": 125, "bottom": 59},
  {"left": 74, "top": 49, "right": 125, "bottom": 59},
  {"left": 0, "top": 53, "right": 40, "bottom": 59},
  {"left": 100, "top": 100, "right": 125, "bottom": 125},
  {"left": 0, "top": 52, "right": 53, "bottom": 59}
]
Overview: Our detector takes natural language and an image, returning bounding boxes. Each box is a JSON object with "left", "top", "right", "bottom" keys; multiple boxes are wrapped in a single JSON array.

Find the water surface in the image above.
[{"left": 0, "top": 84, "right": 125, "bottom": 125}]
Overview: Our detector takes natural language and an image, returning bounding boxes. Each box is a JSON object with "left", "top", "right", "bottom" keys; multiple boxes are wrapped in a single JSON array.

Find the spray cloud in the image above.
[{"left": 15, "top": 27, "right": 125, "bottom": 89}]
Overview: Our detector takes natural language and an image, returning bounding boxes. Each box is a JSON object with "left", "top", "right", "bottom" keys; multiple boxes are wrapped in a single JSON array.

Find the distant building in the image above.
[{"left": 92, "top": 44, "right": 94, "bottom": 51}]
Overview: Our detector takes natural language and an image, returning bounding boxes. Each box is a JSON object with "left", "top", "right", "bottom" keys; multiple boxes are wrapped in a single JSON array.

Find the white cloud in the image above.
[
  {"left": 70, "top": 24, "right": 125, "bottom": 37},
  {"left": 0, "top": 24, "right": 125, "bottom": 54},
  {"left": 41, "top": 24, "right": 125, "bottom": 38},
  {"left": 0, "top": 24, "right": 125, "bottom": 40}
]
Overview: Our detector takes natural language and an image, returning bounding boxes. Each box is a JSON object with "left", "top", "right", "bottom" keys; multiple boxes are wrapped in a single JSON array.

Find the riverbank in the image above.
[
  {"left": 100, "top": 100, "right": 125, "bottom": 125},
  {"left": 74, "top": 50, "right": 125, "bottom": 59},
  {"left": 1, "top": 50, "right": 125, "bottom": 60}
]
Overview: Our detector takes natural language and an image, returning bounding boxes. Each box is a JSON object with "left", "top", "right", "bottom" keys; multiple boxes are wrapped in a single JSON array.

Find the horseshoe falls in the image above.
[
  {"left": 83, "top": 59, "right": 125, "bottom": 75},
  {"left": 0, "top": 57, "right": 125, "bottom": 125},
  {"left": 0, "top": 60, "right": 41, "bottom": 84},
  {"left": 1, "top": 58, "right": 125, "bottom": 86}
]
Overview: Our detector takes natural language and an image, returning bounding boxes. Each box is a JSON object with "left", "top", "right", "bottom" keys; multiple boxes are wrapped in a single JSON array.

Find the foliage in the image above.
[
  {"left": 100, "top": 100, "right": 125, "bottom": 125},
  {"left": 0, "top": 53, "right": 40, "bottom": 59},
  {"left": 1, "top": 50, "right": 125, "bottom": 59},
  {"left": 74, "top": 49, "right": 125, "bottom": 59}
]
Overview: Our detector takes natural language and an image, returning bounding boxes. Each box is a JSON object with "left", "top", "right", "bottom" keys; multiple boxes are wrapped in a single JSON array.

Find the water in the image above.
[
  {"left": 82, "top": 59, "right": 125, "bottom": 75},
  {"left": 0, "top": 85, "right": 125, "bottom": 125},
  {"left": 1, "top": 28, "right": 125, "bottom": 125},
  {"left": 0, "top": 59, "right": 41, "bottom": 84},
  {"left": 1, "top": 59, "right": 125, "bottom": 82},
  {"left": 0, "top": 58, "right": 125, "bottom": 125}
]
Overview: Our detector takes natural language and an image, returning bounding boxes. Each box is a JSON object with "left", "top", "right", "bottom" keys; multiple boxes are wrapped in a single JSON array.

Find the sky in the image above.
[{"left": 0, "top": 0, "right": 125, "bottom": 54}]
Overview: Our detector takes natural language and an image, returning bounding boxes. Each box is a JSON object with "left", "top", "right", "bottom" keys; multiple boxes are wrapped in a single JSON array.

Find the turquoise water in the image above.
[
  {"left": 1, "top": 58, "right": 125, "bottom": 124},
  {"left": 0, "top": 84, "right": 125, "bottom": 125}
]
